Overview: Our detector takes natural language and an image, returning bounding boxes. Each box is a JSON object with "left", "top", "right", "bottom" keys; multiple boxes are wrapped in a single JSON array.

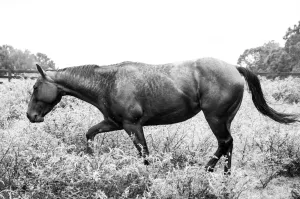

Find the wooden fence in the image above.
[
  {"left": 0, "top": 69, "right": 54, "bottom": 82},
  {"left": 1, "top": 69, "right": 300, "bottom": 83},
  {"left": 256, "top": 72, "right": 300, "bottom": 78}
]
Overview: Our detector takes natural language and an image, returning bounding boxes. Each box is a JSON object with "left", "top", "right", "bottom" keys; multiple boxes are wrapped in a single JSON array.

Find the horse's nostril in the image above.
[{"left": 27, "top": 112, "right": 38, "bottom": 122}]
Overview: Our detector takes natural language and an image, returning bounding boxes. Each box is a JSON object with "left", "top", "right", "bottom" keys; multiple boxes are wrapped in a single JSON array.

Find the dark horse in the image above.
[{"left": 27, "top": 57, "right": 298, "bottom": 173}]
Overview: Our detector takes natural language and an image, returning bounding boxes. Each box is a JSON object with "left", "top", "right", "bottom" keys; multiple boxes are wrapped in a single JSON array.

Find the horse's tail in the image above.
[{"left": 237, "top": 67, "right": 299, "bottom": 124}]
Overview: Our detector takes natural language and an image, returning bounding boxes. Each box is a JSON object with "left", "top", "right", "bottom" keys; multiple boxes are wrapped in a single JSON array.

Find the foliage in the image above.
[
  {"left": 35, "top": 53, "right": 55, "bottom": 70},
  {"left": 284, "top": 21, "right": 300, "bottom": 72},
  {"left": 0, "top": 78, "right": 300, "bottom": 198},
  {"left": 264, "top": 49, "right": 293, "bottom": 72},
  {"left": 0, "top": 45, "right": 56, "bottom": 71},
  {"left": 9, "top": 49, "right": 36, "bottom": 70},
  {"left": 237, "top": 41, "right": 293, "bottom": 73},
  {"left": 237, "top": 45, "right": 266, "bottom": 72},
  {"left": 263, "top": 77, "right": 300, "bottom": 104},
  {"left": 238, "top": 21, "right": 300, "bottom": 73},
  {"left": 0, "top": 45, "right": 14, "bottom": 70}
]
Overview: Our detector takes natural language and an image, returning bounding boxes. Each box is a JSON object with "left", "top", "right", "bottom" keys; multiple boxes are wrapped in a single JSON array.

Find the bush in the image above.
[
  {"left": 263, "top": 76, "right": 300, "bottom": 104},
  {"left": 1, "top": 78, "right": 300, "bottom": 198}
]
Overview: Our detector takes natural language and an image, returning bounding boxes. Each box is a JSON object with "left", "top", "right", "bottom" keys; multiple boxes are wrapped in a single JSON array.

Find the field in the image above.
[{"left": 0, "top": 77, "right": 300, "bottom": 199}]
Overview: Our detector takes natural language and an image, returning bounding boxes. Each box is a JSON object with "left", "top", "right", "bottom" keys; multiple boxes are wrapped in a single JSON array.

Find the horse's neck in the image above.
[{"left": 50, "top": 69, "right": 110, "bottom": 108}]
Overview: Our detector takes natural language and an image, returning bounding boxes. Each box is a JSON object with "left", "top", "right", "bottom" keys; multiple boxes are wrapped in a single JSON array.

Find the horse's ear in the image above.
[{"left": 36, "top": 64, "right": 46, "bottom": 78}]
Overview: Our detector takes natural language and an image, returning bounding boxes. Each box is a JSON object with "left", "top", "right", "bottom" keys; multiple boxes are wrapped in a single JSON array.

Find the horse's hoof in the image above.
[
  {"left": 86, "top": 146, "right": 94, "bottom": 155},
  {"left": 224, "top": 169, "right": 231, "bottom": 176},
  {"left": 144, "top": 159, "right": 150, "bottom": 165}
]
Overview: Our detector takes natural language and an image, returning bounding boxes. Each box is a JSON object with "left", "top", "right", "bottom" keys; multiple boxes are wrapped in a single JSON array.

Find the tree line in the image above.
[
  {"left": 0, "top": 45, "right": 55, "bottom": 71},
  {"left": 238, "top": 21, "right": 300, "bottom": 73}
]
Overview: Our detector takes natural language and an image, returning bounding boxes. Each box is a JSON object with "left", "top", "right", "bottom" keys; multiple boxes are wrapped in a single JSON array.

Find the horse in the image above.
[{"left": 26, "top": 57, "right": 299, "bottom": 173}]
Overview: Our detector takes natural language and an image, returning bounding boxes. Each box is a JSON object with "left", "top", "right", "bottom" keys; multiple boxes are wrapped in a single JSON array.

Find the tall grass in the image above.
[{"left": 0, "top": 77, "right": 300, "bottom": 198}]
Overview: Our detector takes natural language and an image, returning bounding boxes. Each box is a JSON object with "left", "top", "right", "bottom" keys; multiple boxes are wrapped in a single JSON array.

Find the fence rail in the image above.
[
  {"left": 0, "top": 69, "right": 42, "bottom": 73},
  {"left": 256, "top": 72, "right": 300, "bottom": 78},
  {"left": 0, "top": 69, "right": 55, "bottom": 82},
  {"left": 1, "top": 69, "right": 300, "bottom": 82}
]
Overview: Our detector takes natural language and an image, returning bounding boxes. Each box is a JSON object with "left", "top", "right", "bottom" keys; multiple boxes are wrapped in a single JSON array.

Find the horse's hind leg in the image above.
[
  {"left": 203, "top": 95, "right": 242, "bottom": 174},
  {"left": 204, "top": 117, "right": 234, "bottom": 173}
]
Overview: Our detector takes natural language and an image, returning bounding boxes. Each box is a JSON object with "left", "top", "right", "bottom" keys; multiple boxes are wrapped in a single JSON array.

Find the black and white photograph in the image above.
[{"left": 0, "top": 0, "right": 300, "bottom": 198}]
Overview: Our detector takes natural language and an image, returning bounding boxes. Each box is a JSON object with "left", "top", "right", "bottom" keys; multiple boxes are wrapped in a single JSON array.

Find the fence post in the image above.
[{"left": 8, "top": 69, "right": 12, "bottom": 82}]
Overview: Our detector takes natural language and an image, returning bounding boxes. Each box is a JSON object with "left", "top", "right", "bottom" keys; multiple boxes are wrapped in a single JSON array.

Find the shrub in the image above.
[
  {"left": 263, "top": 77, "right": 300, "bottom": 104},
  {"left": 1, "top": 77, "right": 300, "bottom": 198}
]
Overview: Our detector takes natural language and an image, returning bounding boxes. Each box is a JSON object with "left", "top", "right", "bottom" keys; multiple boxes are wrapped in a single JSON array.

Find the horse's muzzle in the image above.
[{"left": 26, "top": 112, "right": 44, "bottom": 123}]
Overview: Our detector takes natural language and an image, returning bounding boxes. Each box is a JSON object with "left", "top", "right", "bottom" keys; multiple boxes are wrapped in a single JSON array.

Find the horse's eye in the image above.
[{"left": 33, "top": 85, "right": 37, "bottom": 90}]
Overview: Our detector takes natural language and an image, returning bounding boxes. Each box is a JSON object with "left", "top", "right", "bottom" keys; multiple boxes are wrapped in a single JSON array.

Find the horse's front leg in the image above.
[
  {"left": 86, "top": 119, "right": 122, "bottom": 154},
  {"left": 123, "top": 121, "right": 149, "bottom": 165}
]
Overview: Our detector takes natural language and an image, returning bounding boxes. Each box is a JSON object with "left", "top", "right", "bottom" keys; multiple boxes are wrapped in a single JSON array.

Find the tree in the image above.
[
  {"left": 238, "top": 21, "right": 300, "bottom": 73},
  {"left": 237, "top": 41, "right": 281, "bottom": 72},
  {"left": 283, "top": 21, "right": 300, "bottom": 41},
  {"left": 35, "top": 52, "right": 56, "bottom": 70},
  {"left": 0, "top": 45, "right": 56, "bottom": 70},
  {"left": 265, "top": 49, "right": 293, "bottom": 72},
  {"left": 0, "top": 45, "right": 15, "bottom": 70},
  {"left": 0, "top": 45, "right": 36, "bottom": 70},
  {"left": 283, "top": 21, "right": 300, "bottom": 71},
  {"left": 10, "top": 49, "right": 36, "bottom": 70}
]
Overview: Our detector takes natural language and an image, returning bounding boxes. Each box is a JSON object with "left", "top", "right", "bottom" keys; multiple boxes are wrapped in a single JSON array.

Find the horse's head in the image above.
[{"left": 27, "top": 64, "right": 62, "bottom": 123}]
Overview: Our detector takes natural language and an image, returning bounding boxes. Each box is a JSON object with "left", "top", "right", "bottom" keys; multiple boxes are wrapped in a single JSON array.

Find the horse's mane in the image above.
[
  {"left": 53, "top": 62, "right": 136, "bottom": 91},
  {"left": 57, "top": 65, "right": 102, "bottom": 80}
]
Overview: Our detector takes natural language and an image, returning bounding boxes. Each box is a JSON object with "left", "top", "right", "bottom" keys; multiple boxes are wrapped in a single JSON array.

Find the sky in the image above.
[{"left": 0, "top": 0, "right": 299, "bottom": 68}]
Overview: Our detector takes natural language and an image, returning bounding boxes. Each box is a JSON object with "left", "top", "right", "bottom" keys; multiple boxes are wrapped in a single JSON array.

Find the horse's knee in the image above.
[{"left": 86, "top": 130, "right": 96, "bottom": 141}]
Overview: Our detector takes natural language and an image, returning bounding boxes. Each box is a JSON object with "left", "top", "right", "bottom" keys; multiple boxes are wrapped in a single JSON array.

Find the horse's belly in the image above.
[{"left": 143, "top": 101, "right": 201, "bottom": 126}]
